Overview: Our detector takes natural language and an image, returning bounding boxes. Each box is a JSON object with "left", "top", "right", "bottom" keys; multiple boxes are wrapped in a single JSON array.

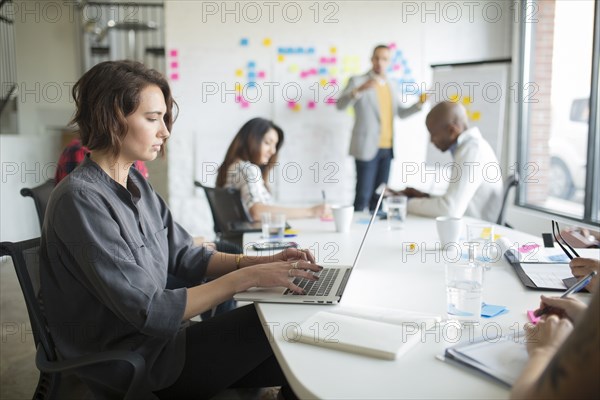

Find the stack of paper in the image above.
[{"left": 293, "top": 306, "right": 441, "bottom": 360}]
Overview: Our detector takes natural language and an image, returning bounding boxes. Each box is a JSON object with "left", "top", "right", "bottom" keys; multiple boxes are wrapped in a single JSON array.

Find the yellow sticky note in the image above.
[
  {"left": 462, "top": 96, "right": 472, "bottom": 105},
  {"left": 481, "top": 227, "right": 492, "bottom": 239},
  {"left": 235, "top": 69, "right": 243, "bottom": 77},
  {"left": 289, "top": 64, "right": 299, "bottom": 73},
  {"left": 235, "top": 82, "right": 242, "bottom": 92},
  {"left": 493, "top": 234, "right": 502, "bottom": 241},
  {"left": 263, "top": 38, "right": 272, "bottom": 47},
  {"left": 449, "top": 94, "right": 459, "bottom": 103},
  {"left": 330, "top": 67, "right": 338, "bottom": 75},
  {"left": 278, "top": 54, "right": 285, "bottom": 63},
  {"left": 320, "top": 78, "right": 328, "bottom": 87},
  {"left": 471, "top": 111, "right": 481, "bottom": 121},
  {"left": 330, "top": 46, "right": 337, "bottom": 54},
  {"left": 420, "top": 93, "right": 427, "bottom": 104},
  {"left": 293, "top": 103, "right": 301, "bottom": 111}
]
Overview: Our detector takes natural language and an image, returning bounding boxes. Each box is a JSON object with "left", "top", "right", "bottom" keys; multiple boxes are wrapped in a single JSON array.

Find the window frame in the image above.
[{"left": 517, "top": 0, "right": 600, "bottom": 227}]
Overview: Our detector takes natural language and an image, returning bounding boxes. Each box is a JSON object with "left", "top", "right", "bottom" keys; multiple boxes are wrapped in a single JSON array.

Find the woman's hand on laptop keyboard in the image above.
[
  {"left": 246, "top": 260, "right": 323, "bottom": 294},
  {"left": 272, "top": 247, "right": 317, "bottom": 264}
]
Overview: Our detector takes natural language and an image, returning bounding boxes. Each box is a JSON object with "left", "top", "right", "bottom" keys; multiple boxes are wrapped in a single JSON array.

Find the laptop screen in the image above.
[{"left": 351, "top": 189, "right": 386, "bottom": 268}]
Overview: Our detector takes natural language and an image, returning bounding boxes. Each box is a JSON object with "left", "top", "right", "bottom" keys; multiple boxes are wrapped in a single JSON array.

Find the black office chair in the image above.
[
  {"left": 496, "top": 173, "right": 519, "bottom": 228},
  {"left": 0, "top": 239, "right": 146, "bottom": 400},
  {"left": 20, "top": 179, "right": 56, "bottom": 228},
  {"left": 194, "top": 182, "right": 253, "bottom": 245}
]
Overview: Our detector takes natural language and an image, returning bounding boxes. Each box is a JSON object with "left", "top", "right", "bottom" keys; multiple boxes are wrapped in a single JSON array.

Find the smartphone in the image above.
[{"left": 252, "top": 241, "right": 298, "bottom": 251}]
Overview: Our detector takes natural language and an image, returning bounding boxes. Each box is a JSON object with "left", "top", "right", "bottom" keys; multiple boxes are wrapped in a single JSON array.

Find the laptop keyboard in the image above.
[{"left": 284, "top": 268, "right": 339, "bottom": 296}]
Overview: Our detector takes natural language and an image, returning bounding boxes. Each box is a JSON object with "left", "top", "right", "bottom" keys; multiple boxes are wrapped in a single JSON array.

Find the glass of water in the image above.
[
  {"left": 466, "top": 223, "right": 495, "bottom": 269},
  {"left": 445, "top": 261, "right": 483, "bottom": 324},
  {"left": 386, "top": 195, "right": 408, "bottom": 230},
  {"left": 261, "top": 212, "right": 286, "bottom": 240}
]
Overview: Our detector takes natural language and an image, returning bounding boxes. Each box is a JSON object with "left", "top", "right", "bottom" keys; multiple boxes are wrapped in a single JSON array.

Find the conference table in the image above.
[{"left": 242, "top": 213, "right": 593, "bottom": 399}]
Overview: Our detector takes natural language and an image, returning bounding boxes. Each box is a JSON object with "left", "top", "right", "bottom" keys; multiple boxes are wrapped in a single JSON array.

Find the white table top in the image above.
[{"left": 243, "top": 214, "right": 591, "bottom": 399}]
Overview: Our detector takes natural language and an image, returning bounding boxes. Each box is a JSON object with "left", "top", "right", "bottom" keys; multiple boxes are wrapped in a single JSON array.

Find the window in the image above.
[{"left": 518, "top": 0, "right": 599, "bottom": 225}]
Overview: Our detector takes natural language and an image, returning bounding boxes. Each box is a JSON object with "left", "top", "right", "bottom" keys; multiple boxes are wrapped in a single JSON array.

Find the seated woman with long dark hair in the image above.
[
  {"left": 40, "top": 60, "right": 319, "bottom": 399},
  {"left": 216, "top": 117, "right": 331, "bottom": 221}
]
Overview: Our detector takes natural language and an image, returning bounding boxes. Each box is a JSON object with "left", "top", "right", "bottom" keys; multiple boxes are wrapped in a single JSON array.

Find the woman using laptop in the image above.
[
  {"left": 40, "top": 60, "right": 320, "bottom": 399},
  {"left": 216, "top": 117, "right": 331, "bottom": 220}
]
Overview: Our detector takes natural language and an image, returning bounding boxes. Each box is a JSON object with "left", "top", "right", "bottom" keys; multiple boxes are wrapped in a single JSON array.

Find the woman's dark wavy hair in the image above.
[
  {"left": 216, "top": 118, "right": 284, "bottom": 189},
  {"left": 70, "top": 60, "right": 177, "bottom": 157}
]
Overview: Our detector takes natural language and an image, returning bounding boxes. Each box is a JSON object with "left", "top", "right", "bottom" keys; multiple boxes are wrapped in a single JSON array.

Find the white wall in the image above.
[
  {"left": 0, "top": 1, "right": 80, "bottom": 241},
  {"left": 164, "top": 0, "right": 513, "bottom": 238}
]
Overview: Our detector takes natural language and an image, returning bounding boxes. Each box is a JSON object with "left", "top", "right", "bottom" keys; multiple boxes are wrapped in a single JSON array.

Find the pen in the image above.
[
  {"left": 321, "top": 190, "right": 326, "bottom": 204},
  {"left": 534, "top": 271, "right": 597, "bottom": 317}
]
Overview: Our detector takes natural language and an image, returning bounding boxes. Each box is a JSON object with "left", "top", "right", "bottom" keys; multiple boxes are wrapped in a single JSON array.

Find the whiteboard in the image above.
[{"left": 426, "top": 61, "right": 510, "bottom": 165}]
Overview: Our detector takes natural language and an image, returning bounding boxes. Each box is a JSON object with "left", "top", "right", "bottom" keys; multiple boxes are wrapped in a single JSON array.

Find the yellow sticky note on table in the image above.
[
  {"left": 278, "top": 55, "right": 285, "bottom": 63},
  {"left": 235, "top": 69, "right": 243, "bottom": 77},
  {"left": 471, "top": 111, "right": 481, "bottom": 121},
  {"left": 263, "top": 38, "right": 272, "bottom": 47},
  {"left": 481, "top": 227, "right": 492, "bottom": 239}
]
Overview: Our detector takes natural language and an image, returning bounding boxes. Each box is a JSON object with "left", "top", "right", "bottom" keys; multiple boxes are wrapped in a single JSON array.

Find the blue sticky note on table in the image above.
[
  {"left": 481, "top": 303, "right": 509, "bottom": 318},
  {"left": 548, "top": 254, "right": 570, "bottom": 262}
]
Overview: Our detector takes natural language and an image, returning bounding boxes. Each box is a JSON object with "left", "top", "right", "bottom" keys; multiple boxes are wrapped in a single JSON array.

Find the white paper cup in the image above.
[
  {"left": 332, "top": 206, "right": 354, "bottom": 233},
  {"left": 436, "top": 216, "right": 463, "bottom": 248}
]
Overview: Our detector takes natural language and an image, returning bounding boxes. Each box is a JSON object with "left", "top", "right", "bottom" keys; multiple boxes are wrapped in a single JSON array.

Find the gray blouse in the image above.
[{"left": 40, "top": 156, "right": 213, "bottom": 394}]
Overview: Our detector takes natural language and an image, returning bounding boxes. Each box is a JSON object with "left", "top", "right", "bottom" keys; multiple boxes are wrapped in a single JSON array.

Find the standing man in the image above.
[{"left": 337, "top": 44, "right": 425, "bottom": 211}]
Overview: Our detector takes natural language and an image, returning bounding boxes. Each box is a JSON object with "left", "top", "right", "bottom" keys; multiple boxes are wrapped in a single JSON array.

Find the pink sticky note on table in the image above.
[
  {"left": 170, "top": 61, "right": 179, "bottom": 69},
  {"left": 287, "top": 101, "right": 296, "bottom": 109},
  {"left": 527, "top": 310, "right": 541, "bottom": 325},
  {"left": 169, "top": 49, "right": 178, "bottom": 57},
  {"left": 257, "top": 71, "right": 266, "bottom": 78},
  {"left": 307, "top": 101, "right": 316, "bottom": 109},
  {"left": 519, "top": 243, "right": 540, "bottom": 253},
  {"left": 170, "top": 73, "right": 179, "bottom": 81}
]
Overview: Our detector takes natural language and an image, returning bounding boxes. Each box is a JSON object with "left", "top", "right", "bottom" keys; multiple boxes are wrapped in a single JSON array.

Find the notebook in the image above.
[
  {"left": 293, "top": 306, "right": 441, "bottom": 360},
  {"left": 233, "top": 190, "right": 385, "bottom": 304},
  {"left": 442, "top": 333, "right": 528, "bottom": 387}
]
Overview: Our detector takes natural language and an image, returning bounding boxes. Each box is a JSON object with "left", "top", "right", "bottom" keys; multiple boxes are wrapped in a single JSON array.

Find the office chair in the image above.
[
  {"left": 496, "top": 173, "right": 519, "bottom": 228},
  {"left": 194, "top": 182, "right": 253, "bottom": 245},
  {"left": 0, "top": 239, "right": 146, "bottom": 400},
  {"left": 20, "top": 179, "right": 56, "bottom": 228}
]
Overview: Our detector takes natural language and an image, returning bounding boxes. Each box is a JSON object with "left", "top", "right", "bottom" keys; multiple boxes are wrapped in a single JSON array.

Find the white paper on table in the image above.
[{"left": 519, "top": 263, "right": 573, "bottom": 289}]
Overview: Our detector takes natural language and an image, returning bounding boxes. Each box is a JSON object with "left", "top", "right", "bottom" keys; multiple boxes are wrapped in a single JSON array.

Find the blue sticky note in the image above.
[
  {"left": 548, "top": 254, "right": 570, "bottom": 262},
  {"left": 481, "top": 303, "right": 509, "bottom": 318},
  {"left": 356, "top": 218, "right": 371, "bottom": 225},
  {"left": 247, "top": 61, "right": 256, "bottom": 69},
  {"left": 240, "top": 38, "right": 249, "bottom": 46},
  {"left": 308, "top": 47, "right": 315, "bottom": 54}
]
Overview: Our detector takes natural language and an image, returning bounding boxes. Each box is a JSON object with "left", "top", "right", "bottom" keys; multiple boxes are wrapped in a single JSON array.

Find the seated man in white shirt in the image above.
[{"left": 397, "top": 101, "right": 503, "bottom": 222}]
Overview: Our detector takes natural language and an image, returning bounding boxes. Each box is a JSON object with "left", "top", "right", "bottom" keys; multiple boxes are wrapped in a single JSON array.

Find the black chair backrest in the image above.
[
  {"left": 497, "top": 173, "right": 520, "bottom": 226},
  {"left": 20, "top": 179, "right": 56, "bottom": 228},
  {"left": 0, "top": 239, "right": 57, "bottom": 362},
  {"left": 194, "top": 182, "right": 252, "bottom": 236}
]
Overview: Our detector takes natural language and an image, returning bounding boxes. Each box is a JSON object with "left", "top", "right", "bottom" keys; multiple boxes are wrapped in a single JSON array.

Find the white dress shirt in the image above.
[{"left": 407, "top": 127, "right": 504, "bottom": 222}]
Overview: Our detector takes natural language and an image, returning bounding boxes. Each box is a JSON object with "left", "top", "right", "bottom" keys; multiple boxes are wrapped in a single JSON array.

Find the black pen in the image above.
[
  {"left": 321, "top": 190, "right": 326, "bottom": 204},
  {"left": 535, "top": 271, "right": 597, "bottom": 317}
]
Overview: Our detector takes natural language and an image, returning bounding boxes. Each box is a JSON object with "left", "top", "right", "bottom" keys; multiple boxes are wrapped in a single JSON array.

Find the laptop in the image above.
[
  {"left": 229, "top": 221, "right": 292, "bottom": 233},
  {"left": 234, "top": 190, "right": 385, "bottom": 304}
]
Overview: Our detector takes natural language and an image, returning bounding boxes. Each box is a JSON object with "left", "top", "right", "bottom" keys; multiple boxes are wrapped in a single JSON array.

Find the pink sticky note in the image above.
[
  {"left": 389, "top": 43, "right": 397, "bottom": 49},
  {"left": 287, "top": 101, "right": 296, "bottom": 109},
  {"left": 527, "top": 310, "right": 541, "bottom": 325},
  {"left": 241, "top": 101, "right": 250, "bottom": 108},
  {"left": 169, "top": 49, "right": 178, "bottom": 57},
  {"left": 300, "top": 72, "right": 308, "bottom": 78},
  {"left": 170, "top": 61, "right": 179, "bottom": 69},
  {"left": 325, "top": 97, "right": 336, "bottom": 104},
  {"left": 170, "top": 72, "right": 179, "bottom": 81},
  {"left": 329, "top": 78, "right": 337, "bottom": 85},
  {"left": 319, "top": 57, "right": 327, "bottom": 64},
  {"left": 330, "top": 57, "right": 337, "bottom": 63},
  {"left": 519, "top": 243, "right": 540, "bottom": 253},
  {"left": 257, "top": 71, "right": 266, "bottom": 78},
  {"left": 393, "top": 64, "right": 401, "bottom": 71},
  {"left": 309, "top": 68, "right": 317, "bottom": 75},
  {"left": 307, "top": 101, "right": 316, "bottom": 109}
]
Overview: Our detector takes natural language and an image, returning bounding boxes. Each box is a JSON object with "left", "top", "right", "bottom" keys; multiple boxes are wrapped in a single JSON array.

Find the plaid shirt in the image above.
[{"left": 55, "top": 138, "right": 149, "bottom": 183}]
